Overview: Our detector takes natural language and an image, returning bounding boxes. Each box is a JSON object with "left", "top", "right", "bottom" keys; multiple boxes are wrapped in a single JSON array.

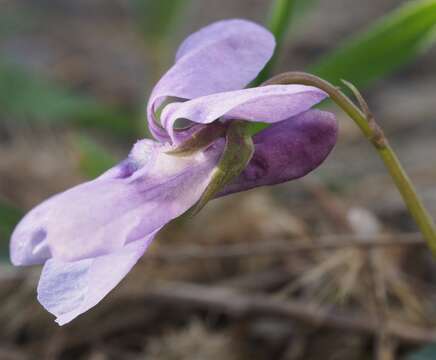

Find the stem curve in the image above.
[{"left": 264, "top": 71, "right": 436, "bottom": 254}]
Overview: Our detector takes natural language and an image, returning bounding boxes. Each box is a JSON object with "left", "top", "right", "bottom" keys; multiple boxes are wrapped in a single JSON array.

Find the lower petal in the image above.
[
  {"left": 37, "top": 231, "right": 157, "bottom": 325},
  {"left": 11, "top": 139, "right": 222, "bottom": 264}
]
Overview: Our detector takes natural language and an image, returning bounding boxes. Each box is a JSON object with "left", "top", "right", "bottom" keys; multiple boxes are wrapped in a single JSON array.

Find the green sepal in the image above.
[
  {"left": 190, "top": 121, "right": 254, "bottom": 215},
  {"left": 166, "top": 122, "right": 228, "bottom": 156}
]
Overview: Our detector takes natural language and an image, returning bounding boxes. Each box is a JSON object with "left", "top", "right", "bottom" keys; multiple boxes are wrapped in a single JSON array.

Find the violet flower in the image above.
[{"left": 10, "top": 19, "right": 337, "bottom": 325}]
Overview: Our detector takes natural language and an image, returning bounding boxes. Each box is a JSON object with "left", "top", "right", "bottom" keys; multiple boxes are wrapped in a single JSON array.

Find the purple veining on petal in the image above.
[
  {"left": 147, "top": 19, "right": 275, "bottom": 141},
  {"left": 37, "top": 231, "right": 158, "bottom": 325},
  {"left": 220, "top": 110, "right": 338, "bottom": 196},
  {"left": 10, "top": 139, "right": 223, "bottom": 263}
]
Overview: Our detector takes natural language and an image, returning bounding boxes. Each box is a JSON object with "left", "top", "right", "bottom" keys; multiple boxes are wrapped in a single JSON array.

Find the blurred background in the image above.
[{"left": 0, "top": 0, "right": 436, "bottom": 359}]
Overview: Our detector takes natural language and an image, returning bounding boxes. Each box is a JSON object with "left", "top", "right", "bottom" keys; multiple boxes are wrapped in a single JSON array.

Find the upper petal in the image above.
[
  {"left": 37, "top": 232, "right": 157, "bottom": 325},
  {"left": 220, "top": 109, "right": 338, "bottom": 195},
  {"left": 147, "top": 19, "right": 275, "bottom": 141},
  {"left": 10, "top": 139, "right": 223, "bottom": 264},
  {"left": 161, "top": 85, "right": 328, "bottom": 142}
]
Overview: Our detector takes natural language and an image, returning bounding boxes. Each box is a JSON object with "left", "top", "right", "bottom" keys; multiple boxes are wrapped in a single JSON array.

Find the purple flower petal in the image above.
[
  {"left": 160, "top": 85, "right": 328, "bottom": 142},
  {"left": 220, "top": 110, "right": 338, "bottom": 195},
  {"left": 147, "top": 19, "right": 275, "bottom": 141},
  {"left": 37, "top": 232, "right": 157, "bottom": 325},
  {"left": 10, "top": 139, "right": 223, "bottom": 264}
]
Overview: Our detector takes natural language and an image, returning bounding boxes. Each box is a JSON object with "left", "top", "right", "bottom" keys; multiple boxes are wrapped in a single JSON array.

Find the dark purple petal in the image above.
[
  {"left": 220, "top": 110, "right": 338, "bottom": 195},
  {"left": 160, "top": 85, "right": 327, "bottom": 142},
  {"left": 10, "top": 139, "right": 223, "bottom": 264},
  {"left": 37, "top": 232, "right": 157, "bottom": 325},
  {"left": 147, "top": 19, "right": 275, "bottom": 141}
]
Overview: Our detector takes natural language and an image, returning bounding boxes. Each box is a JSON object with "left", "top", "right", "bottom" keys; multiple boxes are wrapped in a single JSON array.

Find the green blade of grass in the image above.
[
  {"left": 0, "top": 61, "right": 137, "bottom": 138},
  {"left": 0, "top": 200, "right": 23, "bottom": 260},
  {"left": 254, "top": 0, "right": 319, "bottom": 85},
  {"left": 131, "top": 0, "right": 186, "bottom": 39},
  {"left": 73, "top": 133, "right": 117, "bottom": 179},
  {"left": 254, "top": 0, "right": 296, "bottom": 85},
  {"left": 407, "top": 344, "right": 436, "bottom": 360},
  {"left": 310, "top": 0, "right": 436, "bottom": 86}
]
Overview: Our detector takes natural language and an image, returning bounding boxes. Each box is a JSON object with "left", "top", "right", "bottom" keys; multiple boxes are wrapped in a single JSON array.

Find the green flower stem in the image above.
[{"left": 264, "top": 71, "right": 436, "bottom": 254}]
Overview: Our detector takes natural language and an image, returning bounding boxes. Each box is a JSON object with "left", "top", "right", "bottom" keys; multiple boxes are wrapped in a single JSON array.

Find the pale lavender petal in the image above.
[
  {"left": 10, "top": 139, "right": 223, "bottom": 264},
  {"left": 220, "top": 110, "right": 338, "bottom": 195},
  {"left": 37, "top": 232, "right": 157, "bottom": 325},
  {"left": 160, "top": 85, "right": 328, "bottom": 142},
  {"left": 147, "top": 19, "right": 275, "bottom": 141},
  {"left": 9, "top": 228, "right": 52, "bottom": 266}
]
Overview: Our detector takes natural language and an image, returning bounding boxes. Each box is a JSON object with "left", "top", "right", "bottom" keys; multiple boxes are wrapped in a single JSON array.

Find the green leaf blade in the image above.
[
  {"left": 407, "top": 344, "right": 436, "bottom": 360},
  {"left": 0, "top": 201, "right": 23, "bottom": 260},
  {"left": 0, "top": 61, "right": 137, "bottom": 138},
  {"left": 310, "top": 0, "right": 436, "bottom": 87},
  {"left": 73, "top": 134, "right": 117, "bottom": 179},
  {"left": 132, "top": 0, "right": 187, "bottom": 39}
]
